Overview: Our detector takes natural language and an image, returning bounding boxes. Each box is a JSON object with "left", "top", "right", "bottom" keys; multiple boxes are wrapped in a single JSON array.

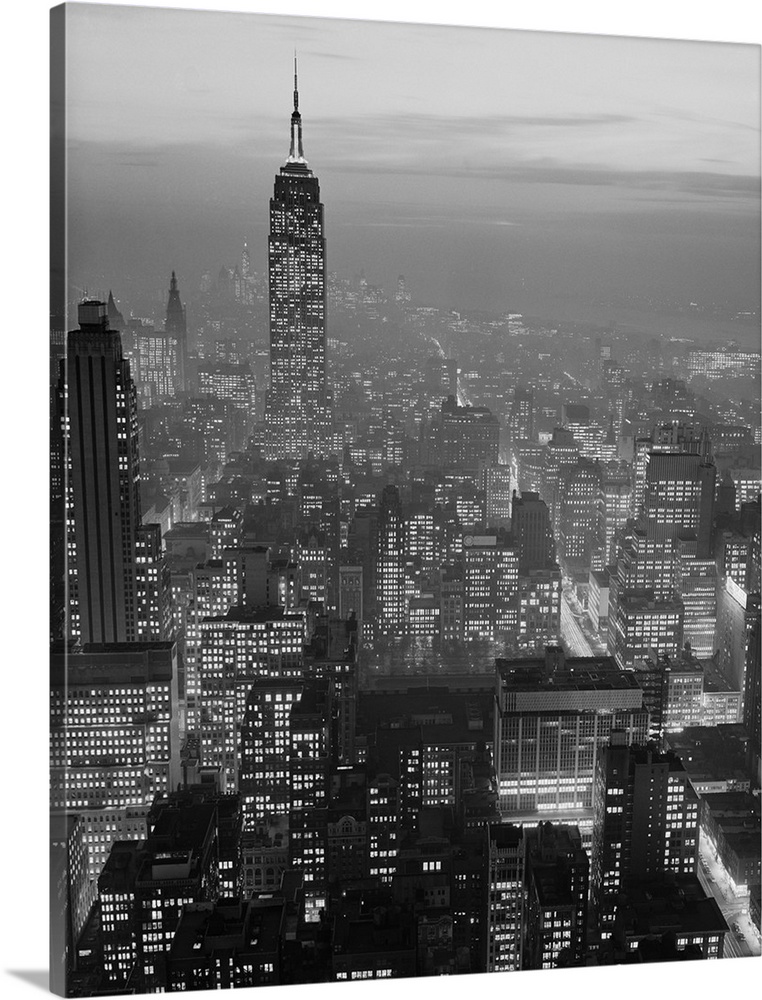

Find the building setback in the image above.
[{"left": 264, "top": 61, "right": 331, "bottom": 460}]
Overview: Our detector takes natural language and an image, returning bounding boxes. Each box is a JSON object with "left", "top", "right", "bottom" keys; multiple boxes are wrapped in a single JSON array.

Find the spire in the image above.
[
  {"left": 166, "top": 271, "right": 186, "bottom": 336},
  {"left": 287, "top": 53, "right": 306, "bottom": 164},
  {"left": 293, "top": 52, "right": 299, "bottom": 114},
  {"left": 106, "top": 289, "right": 125, "bottom": 331}
]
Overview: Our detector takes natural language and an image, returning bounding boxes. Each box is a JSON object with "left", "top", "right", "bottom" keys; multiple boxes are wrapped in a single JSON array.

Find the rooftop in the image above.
[
  {"left": 169, "top": 897, "right": 284, "bottom": 962},
  {"left": 147, "top": 801, "right": 217, "bottom": 856},
  {"left": 51, "top": 643, "right": 176, "bottom": 687},
  {"left": 496, "top": 655, "right": 641, "bottom": 694},
  {"left": 204, "top": 605, "right": 306, "bottom": 626},
  {"left": 359, "top": 688, "right": 493, "bottom": 750},
  {"left": 617, "top": 875, "right": 728, "bottom": 939}
]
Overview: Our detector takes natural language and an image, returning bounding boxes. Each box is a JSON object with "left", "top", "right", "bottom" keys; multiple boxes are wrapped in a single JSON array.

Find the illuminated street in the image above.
[
  {"left": 698, "top": 833, "right": 761, "bottom": 958},
  {"left": 561, "top": 592, "right": 595, "bottom": 657}
]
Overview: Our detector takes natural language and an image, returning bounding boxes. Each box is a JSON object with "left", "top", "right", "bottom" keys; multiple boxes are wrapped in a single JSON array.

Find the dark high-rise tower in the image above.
[
  {"left": 164, "top": 270, "right": 187, "bottom": 392},
  {"left": 264, "top": 59, "right": 331, "bottom": 460},
  {"left": 511, "top": 491, "right": 554, "bottom": 571},
  {"left": 64, "top": 301, "right": 142, "bottom": 643},
  {"left": 591, "top": 744, "right": 699, "bottom": 930}
]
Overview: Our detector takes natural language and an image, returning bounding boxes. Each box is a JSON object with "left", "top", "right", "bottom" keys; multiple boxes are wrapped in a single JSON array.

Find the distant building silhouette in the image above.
[{"left": 164, "top": 270, "right": 187, "bottom": 392}]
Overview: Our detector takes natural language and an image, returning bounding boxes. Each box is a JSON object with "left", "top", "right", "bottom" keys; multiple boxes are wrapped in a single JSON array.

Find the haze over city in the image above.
[
  {"left": 64, "top": 5, "right": 760, "bottom": 339},
  {"left": 49, "top": 4, "right": 761, "bottom": 996}
]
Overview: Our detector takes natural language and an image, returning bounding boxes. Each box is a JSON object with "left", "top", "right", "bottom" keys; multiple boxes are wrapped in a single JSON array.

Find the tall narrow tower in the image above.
[
  {"left": 65, "top": 301, "right": 142, "bottom": 643},
  {"left": 375, "top": 485, "right": 405, "bottom": 634},
  {"left": 264, "top": 59, "right": 331, "bottom": 460},
  {"left": 165, "top": 270, "right": 187, "bottom": 392}
]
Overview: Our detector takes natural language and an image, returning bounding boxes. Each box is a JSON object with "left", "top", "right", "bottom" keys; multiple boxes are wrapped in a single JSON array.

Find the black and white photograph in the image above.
[{"left": 38, "top": 1, "right": 762, "bottom": 997}]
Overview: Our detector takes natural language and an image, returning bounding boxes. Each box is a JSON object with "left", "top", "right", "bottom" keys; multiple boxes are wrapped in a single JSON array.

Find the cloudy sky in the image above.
[{"left": 63, "top": 3, "right": 760, "bottom": 325}]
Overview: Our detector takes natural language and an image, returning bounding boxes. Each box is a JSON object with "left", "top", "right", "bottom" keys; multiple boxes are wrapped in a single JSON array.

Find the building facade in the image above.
[{"left": 264, "top": 63, "right": 331, "bottom": 459}]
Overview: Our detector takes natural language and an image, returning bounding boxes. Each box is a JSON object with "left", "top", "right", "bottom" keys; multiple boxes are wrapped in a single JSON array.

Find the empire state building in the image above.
[{"left": 264, "top": 61, "right": 331, "bottom": 460}]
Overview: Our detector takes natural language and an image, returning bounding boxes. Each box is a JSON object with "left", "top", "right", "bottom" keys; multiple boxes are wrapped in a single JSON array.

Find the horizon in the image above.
[{"left": 63, "top": 4, "right": 760, "bottom": 341}]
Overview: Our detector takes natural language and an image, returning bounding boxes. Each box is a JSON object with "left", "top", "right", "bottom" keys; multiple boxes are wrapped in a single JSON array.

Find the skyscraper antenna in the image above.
[
  {"left": 293, "top": 51, "right": 299, "bottom": 114},
  {"left": 288, "top": 52, "right": 305, "bottom": 163}
]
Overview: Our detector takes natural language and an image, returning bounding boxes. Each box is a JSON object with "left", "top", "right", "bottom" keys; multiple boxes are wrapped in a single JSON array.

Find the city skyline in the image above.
[
  {"left": 62, "top": 4, "right": 760, "bottom": 336},
  {"left": 47, "top": 4, "right": 761, "bottom": 998}
]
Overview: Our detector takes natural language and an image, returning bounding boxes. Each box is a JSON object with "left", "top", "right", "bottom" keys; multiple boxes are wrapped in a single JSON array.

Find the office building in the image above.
[
  {"left": 484, "top": 824, "right": 525, "bottom": 972},
  {"left": 396, "top": 273, "right": 412, "bottom": 306},
  {"left": 563, "top": 404, "right": 604, "bottom": 460},
  {"left": 98, "top": 841, "right": 143, "bottom": 989},
  {"left": 135, "top": 799, "right": 219, "bottom": 991},
  {"left": 133, "top": 324, "right": 179, "bottom": 404},
  {"left": 687, "top": 347, "right": 761, "bottom": 379},
  {"left": 517, "top": 567, "right": 562, "bottom": 650},
  {"left": 134, "top": 523, "right": 172, "bottom": 642},
  {"left": 558, "top": 458, "right": 601, "bottom": 569},
  {"left": 699, "top": 792, "right": 761, "bottom": 895},
  {"left": 326, "top": 771, "right": 368, "bottom": 886},
  {"left": 182, "top": 556, "right": 239, "bottom": 734},
  {"left": 511, "top": 491, "right": 554, "bottom": 571},
  {"left": 439, "top": 564, "right": 464, "bottom": 641},
  {"left": 674, "top": 540, "right": 716, "bottom": 656},
  {"left": 331, "top": 895, "right": 417, "bottom": 981},
  {"left": 643, "top": 451, "right": 715, "bottom": 557},
  {"left": 514, "top": 442, "right": 544, "bottom": 496},
  {"left": 64, "top": 301, "right": 142, "bottom": 645},
  {"left": 523, "top": 823, "right": 589, "bottom": 970},
  {"left": 463, "top": 534, "right": 519, "bottom": 640},
  {"left": 264, "top": 62, "right": 331, "bottom": 459},
  {"left": 289, "top": 678, "right": 333, "bottom": 920},
  {"left": 375, "top": 485, "right": 406, "bottom": 634},
  {"left": 611, "top": 876, "right": 727, "bottom": 960},
  {"left": 50, "top": 814, "right": 97, "bottom": 986},
  {"left": 50, "top": 642, "right": 180, "bottom": 878},
  {"left": 164, "top": 270, "right": 187, "bottom": 393},
  {"left": 595, "top": 473, "right": 631, "bottom": 569},
  {"left": 608, "top": 590, "right": 684, "bottom": 670},
  {"left": 715, "top": 584, "right": 760, "bottom": 702},
  {"left": 610, "top": 523, "right": 674, "bottom": 602},
  {"left": 494, "top": 649, "right": 649, "bottom": 846},
  {"left": 198, "top": 363, "right": 256, "bottom": 430},
  {"left": 197, "top": 606, "right": 307, "bottom": 788},
  {"left": 339, "top": 564, "right": 363, "bottom": 627},
  {"left": 166, "top": 897, "right": 284, "bottom": 991},
  {"left": 542, "top": 429, "right": 580, "bottom": 536},
  {"left": 592, "top": 744, "right": 700, "bottom": 930},
  {"left": 508, "top": 386, "right": 534, "bottom": 443},
  {"left": 240, "top": 680, "right": 304, "bottom": 827},
  {"left": 482, "top": 463, "right": 513, "bottom": 526},
  {"left": 367, "top": 774, "right": 401, "bottom": 882},
  {"left": 146, "top": 787, "right": 244, "bottom": 900},
  {"left": 664, "top": 657, "right": 705, "bottom": 732},
  {"left": 403, "top": 505, "right": 436, "bottom": 570},
  {"left": 440, "top": 396, "right": 499, "bottom": 471},
  {"left": 296, "top": 528, "right": 331, "bottom": 608},
  {"left": 744, "top": 613, "right": 761, "bottom": 778}
]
